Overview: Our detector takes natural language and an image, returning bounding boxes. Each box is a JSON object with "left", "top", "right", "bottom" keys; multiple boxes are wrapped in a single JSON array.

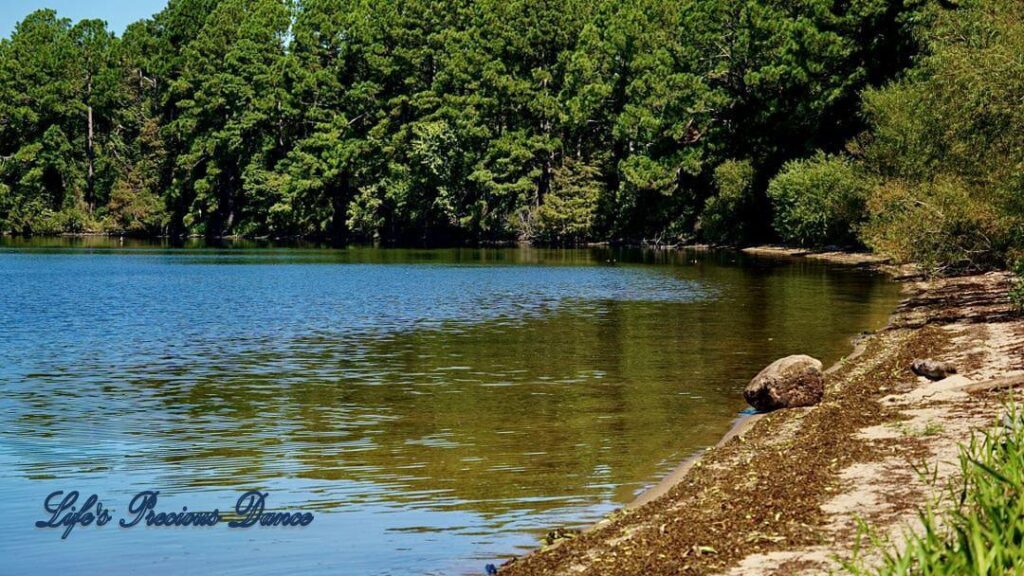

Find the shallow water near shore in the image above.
[{"left": 0, "top": 239, "right": 901, "bottom": 575}]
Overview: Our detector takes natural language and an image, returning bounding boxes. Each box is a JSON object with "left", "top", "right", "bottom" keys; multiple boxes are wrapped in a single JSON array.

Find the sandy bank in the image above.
[{"left": 499, "top": 270, "right": 1024, "bottom": 575}]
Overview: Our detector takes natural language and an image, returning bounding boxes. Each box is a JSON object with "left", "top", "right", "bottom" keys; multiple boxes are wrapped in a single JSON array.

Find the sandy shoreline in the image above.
[{"left": 498, "top": 255, "right": 1024, "bottom": 575}]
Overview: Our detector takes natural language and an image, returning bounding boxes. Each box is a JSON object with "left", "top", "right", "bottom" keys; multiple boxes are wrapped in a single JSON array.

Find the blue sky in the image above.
[{"left": 1, "top": 0, "right": 168, "bottom": 38}]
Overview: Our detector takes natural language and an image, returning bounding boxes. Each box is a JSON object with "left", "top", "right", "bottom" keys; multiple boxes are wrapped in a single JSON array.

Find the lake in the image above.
[{"left": 0, "top": 239, "right": 901, "bottom": 575}]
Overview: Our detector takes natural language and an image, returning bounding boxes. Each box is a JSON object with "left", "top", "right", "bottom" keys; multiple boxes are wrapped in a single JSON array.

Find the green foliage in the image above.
[
  {"left": 166, "top": 0, "right": 294, "bottom": 237},
  {"left": 699, "top": 159, "right": 755, "bottom": 245},
  {"left": 532, "top": 159, "right": 602, "bottom": 243},
  {"left": 0, "top": 0, "right": 926, "bottom": 244},
  {"left": 846, "top": 407, "right": 1024, "bottom": 575},
  {"left": 862, "top": 178, "right": 1007, "bottom": 274},
  {"left": 1010, "top": 260, "right": 1024, "bottom": 315},
  {"left": 858, "top": 0, "right": 1024, "bottom": 270},
  {"left": 0, "top": 11, "right": 81, "bottom": 232},
  {"left": 767, "top": 153, "right": 870, "bottom": 248}
]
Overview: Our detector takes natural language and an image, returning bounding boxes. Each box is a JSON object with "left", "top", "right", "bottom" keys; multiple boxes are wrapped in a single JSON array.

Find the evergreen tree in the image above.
[{"left": 0, "top": 0, "right": 930, "bottom": 246}]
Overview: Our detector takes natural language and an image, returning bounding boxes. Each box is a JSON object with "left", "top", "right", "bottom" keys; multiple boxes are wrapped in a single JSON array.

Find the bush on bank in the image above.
[
  {"left": 759, "top": 0, "right": 1024, "bottom": 271},
  {"left": 852, "top": 0, "right": 1024, "bottom": 272},
  {"left": 766, "top": 153, "right": 868, "bottom": 248},
  {"left": 861, "top": 178, "right": 1009, "bottom": 274}
]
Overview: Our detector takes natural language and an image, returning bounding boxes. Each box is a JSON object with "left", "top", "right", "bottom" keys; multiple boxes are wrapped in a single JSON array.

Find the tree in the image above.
[
  {"left": 0, "top": 0, "right": 930, "bottom": 247},
  {"left": 166, "top": 0, "right": 294, "bottom": 237},
  {"left": 71, "top": 19, "right": 121, "bottom": 213},
  {"left": 858, "top": 0, "right": 1024, "bottom": 270},
  {"left": 699, "top": 159, "right": 755, "bottom": 245},
  {"left": 532, "top": 158, "right": 602, "bottom": 243},
  {"left": 0, "top": 10, "right": 82, "bottom": 233}
]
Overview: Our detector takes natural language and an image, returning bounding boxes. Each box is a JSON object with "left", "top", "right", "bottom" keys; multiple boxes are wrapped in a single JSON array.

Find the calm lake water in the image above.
[{"left": 0, "top": 239, "right": 901, "bottom": 575}]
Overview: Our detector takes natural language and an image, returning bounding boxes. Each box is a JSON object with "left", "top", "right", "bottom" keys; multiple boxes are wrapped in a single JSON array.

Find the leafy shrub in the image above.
[
  {"left": 532, "top": 159, "right": 602, "bottom": 244},
  {"left": 766, "top": 152, "right": 869, "bottom": 247},
  {"left": 856, "top": 0, "right": 1024, "bottom": 272},
  {"left": 1011, "top": 260, "right": 1024, "bottom": 314},
  {"left": 861, "top": 178, "right": 1008, "bottom": 274},
  {"left": 0, "top": 183, "right": 12, "bottom": 233},
  {"left": 105, "top": 181, "right": 169, "bottom": 235},
  {"left": 699, "top": 159, "right": 754, "bottom": 245},
  {"left": 0, "top": 201, "right": 92, "bottom": 235}
]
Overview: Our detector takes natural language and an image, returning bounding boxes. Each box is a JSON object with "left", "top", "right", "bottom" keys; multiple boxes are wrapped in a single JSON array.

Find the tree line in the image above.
[{"left": 0, "top": 0, "right": 1020, "bottom": 269}]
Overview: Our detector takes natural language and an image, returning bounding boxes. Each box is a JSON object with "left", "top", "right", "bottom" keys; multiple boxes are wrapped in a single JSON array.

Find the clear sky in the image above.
[{"left": 1, "top": 0, "right": 168, "bottom": 38}]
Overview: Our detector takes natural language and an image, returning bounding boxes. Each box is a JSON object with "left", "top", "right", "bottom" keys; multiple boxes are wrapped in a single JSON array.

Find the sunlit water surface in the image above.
[{"left": 0, "top": 239, "right": 901, "bottom": 575}]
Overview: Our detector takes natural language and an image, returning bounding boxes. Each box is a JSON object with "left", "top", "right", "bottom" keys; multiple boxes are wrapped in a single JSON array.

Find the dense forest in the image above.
[{"left": 0, "top": 0, "right": 1021, "bottom": 269}]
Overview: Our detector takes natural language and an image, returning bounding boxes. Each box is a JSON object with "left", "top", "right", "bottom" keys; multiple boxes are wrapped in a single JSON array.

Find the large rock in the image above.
[{"left": 744, "top": 355, "right": 824, "bottom": 411}]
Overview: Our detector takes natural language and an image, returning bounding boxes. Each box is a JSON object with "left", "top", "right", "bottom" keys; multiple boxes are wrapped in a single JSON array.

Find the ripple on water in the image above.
[{"left": 0, "top": 245, "right": 901, "bottom": 576}]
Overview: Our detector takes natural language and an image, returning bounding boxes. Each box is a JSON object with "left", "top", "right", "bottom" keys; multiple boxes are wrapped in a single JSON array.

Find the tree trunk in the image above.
[{"left": 86, "top": 76, "right": 95, "bottom": 214}]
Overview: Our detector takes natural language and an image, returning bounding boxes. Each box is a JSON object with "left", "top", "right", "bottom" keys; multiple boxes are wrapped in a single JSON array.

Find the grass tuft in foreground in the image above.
[{"left": 847, "top": 407, "right": 1024, "bottom": 575}]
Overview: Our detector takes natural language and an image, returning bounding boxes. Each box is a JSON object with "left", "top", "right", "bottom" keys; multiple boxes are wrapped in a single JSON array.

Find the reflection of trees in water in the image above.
[
  {"left": 6, "top": 250, "right": 899, "bottom": 521},
  {"left": 107, "top": 264, "right": 897, "bottom": 518}
]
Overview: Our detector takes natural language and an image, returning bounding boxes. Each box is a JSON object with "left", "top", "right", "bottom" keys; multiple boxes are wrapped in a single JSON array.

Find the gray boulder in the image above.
[
  {"left": 911, "top": 359, "right": 957, "bottom": 381},
  {"left": 744, "top": 355, "right": 825, "bottom": 411}
]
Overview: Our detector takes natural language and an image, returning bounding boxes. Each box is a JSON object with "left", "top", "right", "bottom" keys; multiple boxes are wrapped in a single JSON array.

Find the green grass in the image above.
[
  {"left": 846, "top": 407, "right": 1024, "bottom": 575},
  {"left": 1010, "top": 261, "right": 1024, "bottom": 315},
  {"left": 892, "top": 420, "right": 945, "bottom": 438}
]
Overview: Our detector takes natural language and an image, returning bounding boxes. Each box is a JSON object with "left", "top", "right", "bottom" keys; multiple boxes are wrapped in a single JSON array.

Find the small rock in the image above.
[
  {"left": 911, "top": 358, "right": 957, "bottom": 381},
  {"left": 744, "top": 355, "right": 824, "bottom": 411},
  {"left": 543, "top": 527, "right": 581, "bottom": 546}
]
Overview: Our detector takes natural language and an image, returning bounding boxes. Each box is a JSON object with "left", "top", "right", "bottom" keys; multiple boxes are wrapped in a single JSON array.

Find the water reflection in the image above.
[{"left": 0, "top": 242, "right": 900, "bottom": 575}]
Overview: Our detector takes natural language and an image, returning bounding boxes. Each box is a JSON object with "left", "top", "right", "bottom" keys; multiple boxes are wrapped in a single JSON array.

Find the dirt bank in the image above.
[{"left": 499, "top": 270, "right": 1024, "bottom": 575}]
